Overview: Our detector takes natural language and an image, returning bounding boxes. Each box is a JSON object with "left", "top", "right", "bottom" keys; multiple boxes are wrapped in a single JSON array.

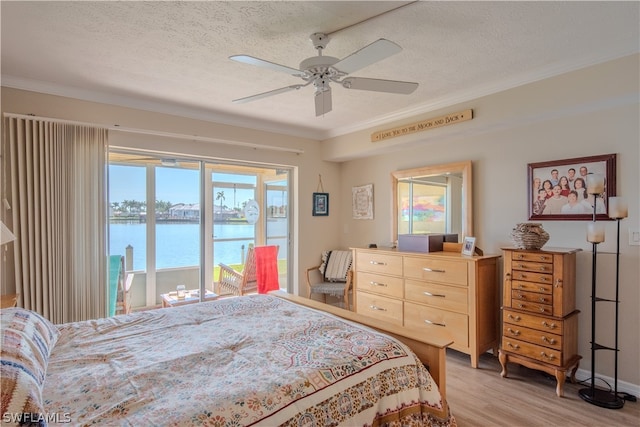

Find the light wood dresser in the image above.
[
  {"left": 353, "top": 247, "right": 500, "bottom": 368},
  {"left": 499, "top": 247, "right": 582, "bottom": 397}
]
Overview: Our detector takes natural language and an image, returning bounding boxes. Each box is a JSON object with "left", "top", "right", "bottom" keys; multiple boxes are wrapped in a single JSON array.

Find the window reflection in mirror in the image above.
[{"left": 392, "top": 161, "right": 472, "bottom": 244}]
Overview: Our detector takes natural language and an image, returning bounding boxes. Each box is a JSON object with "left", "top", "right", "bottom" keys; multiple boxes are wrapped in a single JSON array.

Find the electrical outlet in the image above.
[{"left": 629, "top": 229, "right": 640, "bottom": 246}]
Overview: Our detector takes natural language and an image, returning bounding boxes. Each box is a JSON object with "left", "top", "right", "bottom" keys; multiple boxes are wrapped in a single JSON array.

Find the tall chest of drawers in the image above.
[
  {"left": 499, "top": 247, "right": 582, "bottom": 397},
  {"left": 353, "top": 247, "right": 500, "bottom": 368}
]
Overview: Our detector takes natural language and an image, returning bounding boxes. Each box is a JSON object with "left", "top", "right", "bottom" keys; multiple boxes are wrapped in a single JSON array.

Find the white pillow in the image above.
[{"left": 319, "top": 250, "right": 352, "bottom": 282}]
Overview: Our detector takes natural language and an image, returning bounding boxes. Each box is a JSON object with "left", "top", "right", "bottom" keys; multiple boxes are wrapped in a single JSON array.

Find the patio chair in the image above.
[
  {"left": 306, "top": 250, "right": 353, "bottom": 310},
  {"left": 216, "top": 247, "right": 258, "bottom": 296}
]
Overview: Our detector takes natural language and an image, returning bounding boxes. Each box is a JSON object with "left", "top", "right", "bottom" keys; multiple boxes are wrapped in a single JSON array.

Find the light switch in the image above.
[{"left": 629, "top": 229, "right": 640, "bottom": 246}]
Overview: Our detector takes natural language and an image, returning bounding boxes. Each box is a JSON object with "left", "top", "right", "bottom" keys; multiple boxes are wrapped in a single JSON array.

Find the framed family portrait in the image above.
[
  {"left": 312, "top": 192, "right": 329, "bottom": 216},
  {"left": 528, "top": 153, "right": 616, "bottom": 221}
]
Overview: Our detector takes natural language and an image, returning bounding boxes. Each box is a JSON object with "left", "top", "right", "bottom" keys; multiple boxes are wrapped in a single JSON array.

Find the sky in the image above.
[{"left": 109, "top": 165, "right": 273, "bottom": 207}]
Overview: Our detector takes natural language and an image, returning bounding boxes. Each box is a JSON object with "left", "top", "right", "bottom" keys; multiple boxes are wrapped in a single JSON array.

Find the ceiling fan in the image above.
[{"left": 229, "top": 33, "right": 419, "bottom": 116}]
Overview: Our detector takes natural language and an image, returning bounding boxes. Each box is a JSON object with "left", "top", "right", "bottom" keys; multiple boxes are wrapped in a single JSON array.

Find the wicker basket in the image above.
[{"left": 510, "top": 223, "right": 549, "bottom": 250}]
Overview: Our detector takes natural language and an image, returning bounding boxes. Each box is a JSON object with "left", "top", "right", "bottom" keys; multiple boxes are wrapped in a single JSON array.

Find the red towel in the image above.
[{"left": 255, "top": 245, "right": 279, "bottom": 294}]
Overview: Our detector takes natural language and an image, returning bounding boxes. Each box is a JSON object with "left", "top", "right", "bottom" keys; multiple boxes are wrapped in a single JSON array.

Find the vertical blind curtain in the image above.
[{"left": 6, "top": 116, "right": 107, "bottom": 323}]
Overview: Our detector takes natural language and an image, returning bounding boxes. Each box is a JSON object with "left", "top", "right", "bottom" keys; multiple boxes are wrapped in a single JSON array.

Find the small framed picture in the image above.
[
  {"left": 312, "top": 192, "right": 329, "bottom": 216},
  {"left": 461, "top": 237, "right": 476, "bottom": 256}
]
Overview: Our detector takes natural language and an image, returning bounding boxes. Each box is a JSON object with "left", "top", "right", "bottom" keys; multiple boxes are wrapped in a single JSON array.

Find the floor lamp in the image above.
[{"left": 578, "top": 173, "right": 626, "bottom": 409}]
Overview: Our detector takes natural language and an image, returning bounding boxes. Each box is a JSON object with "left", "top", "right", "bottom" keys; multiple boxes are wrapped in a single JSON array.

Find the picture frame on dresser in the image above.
[
  {"left": 528, "top": 153, "right": 616, "bottom": 221},
  {"left": 461, "top": 237, "right": 476, "bottom": 256}
]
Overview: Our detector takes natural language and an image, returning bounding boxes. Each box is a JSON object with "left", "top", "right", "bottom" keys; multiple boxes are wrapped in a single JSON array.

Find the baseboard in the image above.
[{"left": 574, "top": 367, "right": 640, "bottom": 399}]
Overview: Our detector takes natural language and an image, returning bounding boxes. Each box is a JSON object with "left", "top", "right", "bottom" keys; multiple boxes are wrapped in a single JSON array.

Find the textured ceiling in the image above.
[{"left": 2, "top": 1, "right": 639, "bottom": 140}]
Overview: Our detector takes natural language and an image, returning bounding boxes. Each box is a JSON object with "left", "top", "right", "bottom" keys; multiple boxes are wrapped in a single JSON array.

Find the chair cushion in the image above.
[
  {"left": 1, "top": 308, "right": 59, "bottom": 423},
  {"left": 311, "top": 282, "right": 348, "bottom": 297},
  {"left": 319, "top": 250, "right": 352, "bottom": 282}
]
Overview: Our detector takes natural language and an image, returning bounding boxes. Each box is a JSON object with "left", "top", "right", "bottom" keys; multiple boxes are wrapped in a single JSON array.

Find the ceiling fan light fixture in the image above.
[{"left": 230, "top": 33, "right": 418, "bottom": 116}]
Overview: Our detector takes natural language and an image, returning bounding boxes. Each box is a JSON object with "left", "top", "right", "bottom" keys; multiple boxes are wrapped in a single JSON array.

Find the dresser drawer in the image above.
[
  {"left": 510, "top": 299, "right": 552, "bottom": 316},
  {"left": 356, "top": 252, "right": 403, "bottom": 276},
  {"left": 511, "top": 252, "right": 553, "bottom": 263},
  {"left": 503, "top": 324, "right": 562, "bottom": 351},
  {"left": 356, "top": 292, "right": 403, "bottom": 325},
  {"left": 510, "top": 271, "right": 553, "bottom": 285},
  {"left": 356, "top": 272, "right": 404, "bottom": 298},
  {"left": 503, "top": 309, "right": 563, "bottom": 334},
  {"left": 511, "top": 280, "right": 552, "bottom": 294},
  {"left": 403, "top": 257, "right": 468, "bottom": 286},
  {"left": 511, "top": 261, "right": 553, "bottom": 274},
  {"left": 502, "top": 337, "right": 562, "bottom": 366},
  {"left": 405, "top": 279, "right": 468, "bottom": 314},
  {"left": 404, "top": 302, "right": 468, "bottom": 347},
  {"left": 513, "top": 290, "right": 552, "bottom": 305}
]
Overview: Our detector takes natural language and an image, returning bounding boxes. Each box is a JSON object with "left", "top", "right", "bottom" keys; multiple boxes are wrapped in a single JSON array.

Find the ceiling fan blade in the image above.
[
  {"left": 342, "top": 77, "right": 418, "bottom": 94},
  {"left": 232, "top": 85, "right": 303, "bottom": 104},
  {"left": 333, "top": 39, "right": 402, "bottom": 74},
  {"left": 315, "top": 88, "right": 332, "bottom": 116},
  {"left": 229, "top": 55, "right": 302, "bottom": 76}
]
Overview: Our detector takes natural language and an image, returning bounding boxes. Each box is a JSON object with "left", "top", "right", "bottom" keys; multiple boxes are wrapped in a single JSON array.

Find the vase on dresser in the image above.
[{"left": 499, "top": 247, "right": 582, "bottom": 397}]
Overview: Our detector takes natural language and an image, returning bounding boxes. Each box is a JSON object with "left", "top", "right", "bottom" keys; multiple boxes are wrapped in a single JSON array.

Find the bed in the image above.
[{"left": 1, "top": 293, "right": 455, "bottom": 426}]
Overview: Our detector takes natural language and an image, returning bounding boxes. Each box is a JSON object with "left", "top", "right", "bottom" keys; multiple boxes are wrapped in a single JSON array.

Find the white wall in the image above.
[{"left": 327, "top": 54, "right": 640, "bottom": 389}]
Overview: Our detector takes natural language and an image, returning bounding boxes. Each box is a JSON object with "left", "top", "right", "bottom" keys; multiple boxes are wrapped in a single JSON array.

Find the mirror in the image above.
[{"left": 391, "top": 160, "right": 472, "bottom": 245}]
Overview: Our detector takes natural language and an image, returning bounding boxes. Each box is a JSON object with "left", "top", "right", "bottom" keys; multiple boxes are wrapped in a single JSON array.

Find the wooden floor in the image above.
[{"left": 446, "top": 350, "right": 639, "bottom": 426}]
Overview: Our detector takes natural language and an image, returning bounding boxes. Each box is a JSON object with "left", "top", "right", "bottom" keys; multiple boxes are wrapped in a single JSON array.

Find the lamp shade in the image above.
[
  {"left": 586, "top": 173, "right": 605, "bottom": 194},
  {"left": 0, "top": 221, "right": 16, "bottom": 245},
  {"left": 608, "top": 197, "right": 628, "bottom": 219},
  {"left": 586, "top": 222, "right": 605, "bottom": 243}
]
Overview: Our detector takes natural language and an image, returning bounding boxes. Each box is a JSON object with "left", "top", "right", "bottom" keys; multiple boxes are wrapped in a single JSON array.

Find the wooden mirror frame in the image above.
[{"left": 391, "top": 160, "right": 473, "bottom": 244}]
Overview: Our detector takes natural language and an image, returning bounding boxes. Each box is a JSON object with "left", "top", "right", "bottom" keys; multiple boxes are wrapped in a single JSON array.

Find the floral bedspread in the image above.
[{"left": 43, "top": 294, "right": 455, "bottom": 426}]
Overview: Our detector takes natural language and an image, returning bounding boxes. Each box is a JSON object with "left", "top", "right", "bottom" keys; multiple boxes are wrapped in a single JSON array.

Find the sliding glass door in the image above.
[{"left": 108, "top": 151, "right": 290, "bottom": 311}]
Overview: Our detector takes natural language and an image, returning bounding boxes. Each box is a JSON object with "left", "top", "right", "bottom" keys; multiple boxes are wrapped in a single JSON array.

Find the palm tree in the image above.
[{"left": 216, "top": 191, "right": 225, "bottom": 212}]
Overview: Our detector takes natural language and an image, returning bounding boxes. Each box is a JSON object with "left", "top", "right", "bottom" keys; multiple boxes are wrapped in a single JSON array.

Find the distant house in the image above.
[
  {"left": 213, "top": 207, "right": 240, "bottom": 222},
  {"left": 169, "top": 203, "right": 200, "bottom": 219}
]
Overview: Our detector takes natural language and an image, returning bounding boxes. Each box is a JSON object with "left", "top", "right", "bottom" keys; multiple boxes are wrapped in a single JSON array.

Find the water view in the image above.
[{"left": 110, "top": 221, "right": 286, "bottom": 271}]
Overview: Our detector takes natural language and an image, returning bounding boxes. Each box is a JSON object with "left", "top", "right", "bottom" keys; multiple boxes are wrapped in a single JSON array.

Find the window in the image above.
[{"left": 108, "top": 152, "right": 290, "bottom": 311}]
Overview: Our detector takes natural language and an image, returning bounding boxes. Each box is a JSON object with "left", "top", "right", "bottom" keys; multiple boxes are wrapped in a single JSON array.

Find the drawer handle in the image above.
[
  {"left": 539, "top": 256, "right": 546, "bottom": 261},
  {"left": 555, "top": 279, "right": 563, "bottom": 288},
  {"left": 540, "top": 277, "right": 549, "bottom": 282},
  {"left": 539, "top": 287, "right": 546, "bottom": 292},
  {"left": 424, "top": 319, "right": 446, "bottom": 327},
  {"left": 518, "top": 263, "right": 526, "bottom": 268},
  {"left": 538, "top": 297, "right": 546, "bottom": 303},
  {"left": 542, "top": 321, "right": 557, "bottom": 329},
  {"left": 369, "top": 261, "right": 387, "bottom": 266},
  {"left": 423, "top": 291, "right": 446, "bottom": 298},
  {"left": 508, "top": 314, "right": 521, "bottom": 322},
  {"left": 539, "top": 267, "right": 546, "bottom": 271},
  {"left": 506, "top": 342, "right": 520, "bottom": 350},
  {"left": 541, "top": 352, "right": 556, "bottom": 360},
  {"left": 423, "top": 267, "right": 445, "bottom": 273},
  {"left": 370, "top": 281, "right": 387, "bottom": 287},
  {"left": 516, "top": 294, "right": 525, "bottom": 299},
  {"left": 517, "top": 254, "right": 524, "bottom": 260},
  {"left": 519, "top": 274, "right": 527, "bottom": 279},
  {"left": 518, "top": 303, "right": 525, "bottom": 308},
  {"left": 369, "top": 305, "right": 387, "bottom": 311},
  {"left": 541, "top": 336, "right": 557, "bottom": 345},
  {"left": 516, "top": 284, "right": 524, "bottom": 289},
  {"left": 507, "top": 328, "right": 520, "bottom": 336}
]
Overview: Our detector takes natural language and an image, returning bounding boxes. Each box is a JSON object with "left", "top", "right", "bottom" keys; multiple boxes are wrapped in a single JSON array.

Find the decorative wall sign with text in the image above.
[{"left": 371, "top": 109, "right": 473, "bottom": 142}]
